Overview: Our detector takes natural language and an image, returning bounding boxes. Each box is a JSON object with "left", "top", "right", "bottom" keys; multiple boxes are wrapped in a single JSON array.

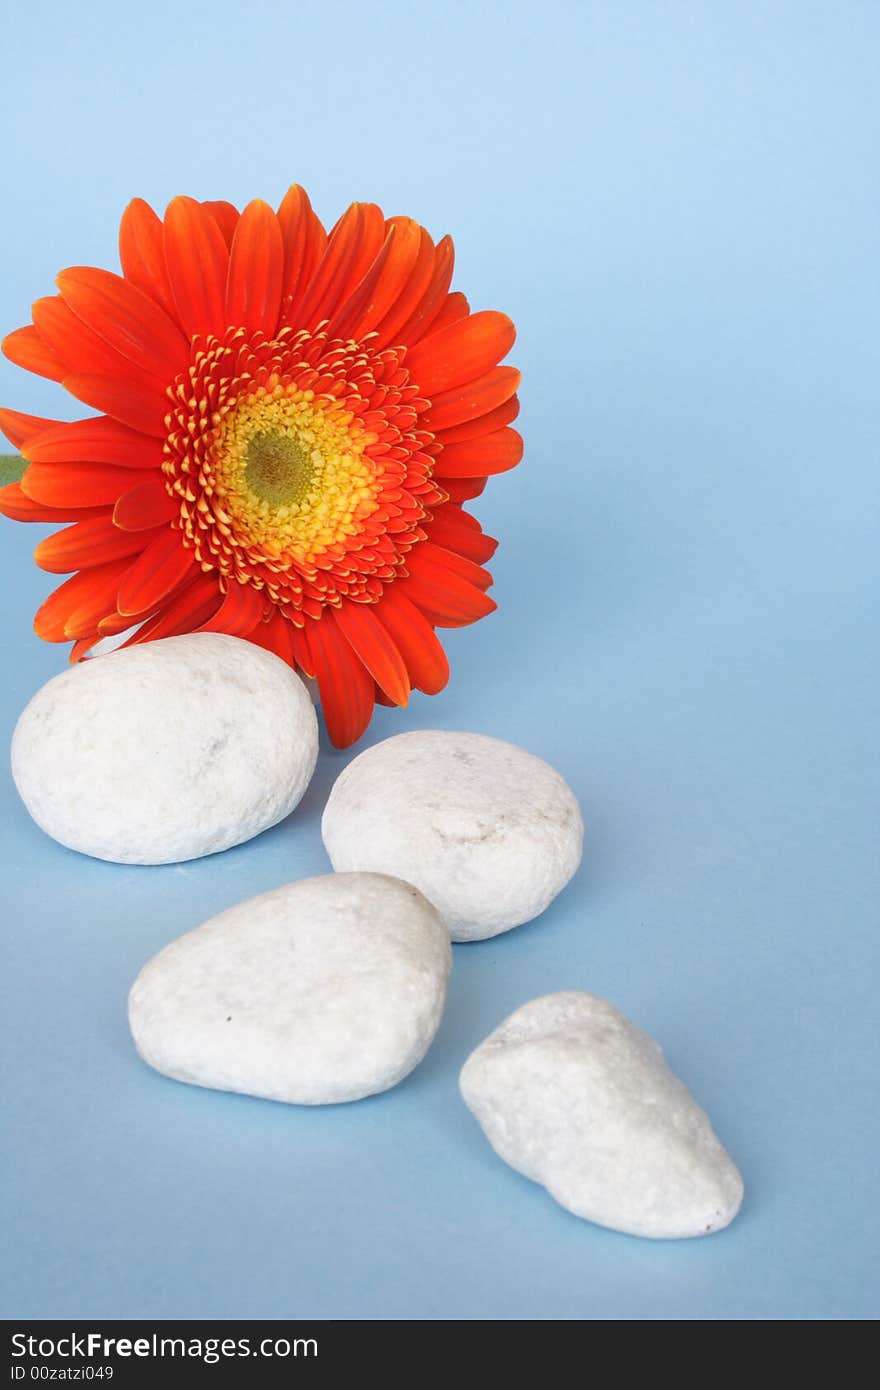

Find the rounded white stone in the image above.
[
  {"left": 321, "top": 730, "right": 584, "bottom": 942},
  {"left": 129, "top": 872, "right": 451, "bottom": 1105},
  {"left": 11, "top": 632, "right": 318, "bottom": 864},
  {"left": 460, "top": 992, "right": 744, "bottom": 1239}
]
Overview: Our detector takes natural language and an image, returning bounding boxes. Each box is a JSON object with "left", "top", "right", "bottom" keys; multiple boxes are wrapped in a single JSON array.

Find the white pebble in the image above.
[
  {"left": 129, "top": 872, "right": 451, "bottom": 1105},
  {"left": 460, "top": 992, "right": 744, "bottom": 1239},
  {"left": 322, "top": 730, "right": 583, "bottom": 941},
  {"left": 11, "top": 632, "right": 318, "bottom": 864}
]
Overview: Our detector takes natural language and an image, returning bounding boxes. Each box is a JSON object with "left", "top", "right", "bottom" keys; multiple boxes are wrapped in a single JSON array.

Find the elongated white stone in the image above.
[
  {"left": 129, "top": 872, "right": 451, "bottom": 1105},
  {"left": 460, "top": 992, "right": 744, "bottom": 1239},
  {"left": 11, "top": 632, "right": 317, "bottom": 864}
]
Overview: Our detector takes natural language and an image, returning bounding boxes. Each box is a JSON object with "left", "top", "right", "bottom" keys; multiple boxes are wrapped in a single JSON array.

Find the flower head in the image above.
[{"left": 0, "top": 190, "right": 521, "bottom": 745}]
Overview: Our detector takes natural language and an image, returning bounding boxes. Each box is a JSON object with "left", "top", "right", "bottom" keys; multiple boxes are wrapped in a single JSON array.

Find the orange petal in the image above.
[
  {"left": 433, "top": 427, "right": 523, "bottom": 478},
  {"left": 374, "top": 588, "right": 449, "bottom": 694},
  {"left": 116, "top": 571, "right": 221, "bottom": 648},
  {"left": 424, "top": 507, "right": 498, "bottom": 563},
  {"left": 441, "top": 476, "right": 488, "bottom": 504},
  {"left": 21, "top": 462, "right": 136, "bottom": 508},
  {"left": 428, "top": 290, "right": 470, "bottom": 335},
  {"left": 406, "top": 310, "right": 516, "bottom": 396},
  {"left": 202, "top": 200, "right": 240, "bottom": 247},
  {"left": 24, "top": 416, "right": 161, "bottom": 468},
  {"left": 225, "top": 199, "right": 284, "bottom": 336},
  {"left": 0, "top": 407, "right": 58, "bottom": 450},
  {"left": 63, "top": 558, "right": 144, "bottom": 639},
  {"left": 400, "top": 577, "right": 496, "bottom": 629},
  {"left": 0, "top": 481, "right": 108, "bottom": 523},
  {"left": 290, "top": 621, "right": 315, "bottom": 678},
  {"left": 400, "top": 542, "right": 496, "bottom": 628},
  {"left": 293, "top": 202, "right": 386, "bottom": 331},
  {"left": 34, "top": 516, "right": 161, "bottom": 573},
  {"left": 0, "top": 481, "right": 48, "bottom": 521},
  {"left": 163, "top": 196, "right": 230, "bottom": 339},
  {"left": 394, "top": 235, "right": 455, "bottom": 346},
  {"left": 119, "top": 197, "right": 178, "bottom": 319},
  {"left": 430, "top": 390, "right": 520, "bottom": 442},
  {"left": 409, "top": 540, "right": 492, "bottom": 592},
  {"left": 370, "top": 226, "right": 436, "bottom": 349},
  {"left": 97, "top": 609, "right": 143, "bottom": 637},
  {"left": 34, "top": 296, "right": 145, "bottom": 380},
  {"left": 277, "top": 185, "right": 328, "bottom": 320},
  {"left": 34, "top": 559, "right": 132, "bottom": 642},
  {"left": 63, "top": 372, "right": 168, "bottom": 437},
  {"left": 113, "top": 477, "right": 178, "bottom": 530},
  {"left": 197, "top": 581, "right": 265, "bottom": 638},
  {"left": 333, "top": 601, "right": 410, "bottom": 707},
  {"left": 325, "top": 217, "right": 423, "bottom": 341},
  {"left": 424, "top": 367, "right": 521, "bottom": 434},
  {"left": 70, "top": 637, "right": 98, "bottom": 663},
  {"left": 306, "top": 609, "right": 375, "bottom": 748},
  {"left": 247, "top": 609, "right": 297, "bottom": 664},
  {"left": 56, "top": 266, "right": 189, "bottom": 378},
  {"left": 116, "top": 528, "right": 197, "bottom": 616},
  {"left": 2, "top": 325, "right": 66, "bottom": 382}
]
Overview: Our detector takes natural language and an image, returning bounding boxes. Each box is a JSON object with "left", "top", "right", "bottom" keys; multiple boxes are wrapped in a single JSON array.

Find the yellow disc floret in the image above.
[{"left": 211, "top": 381, "right": 379, "bottom": 566}]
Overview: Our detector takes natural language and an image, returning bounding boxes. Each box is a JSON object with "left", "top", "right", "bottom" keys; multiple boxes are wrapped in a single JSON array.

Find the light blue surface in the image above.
[{"left": 1, "top": 0, "right": 877, "bottom": 1322}]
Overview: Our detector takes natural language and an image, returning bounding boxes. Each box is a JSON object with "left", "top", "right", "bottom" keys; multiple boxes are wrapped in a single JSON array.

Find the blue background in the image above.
[{"left": 1, "top": 0, "right": 877, "bottom": 1322}]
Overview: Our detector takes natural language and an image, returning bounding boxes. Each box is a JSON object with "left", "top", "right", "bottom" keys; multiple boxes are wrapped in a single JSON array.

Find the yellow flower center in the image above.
[{"left": 210, "top": 381, "right": 379, "bottom": 566}]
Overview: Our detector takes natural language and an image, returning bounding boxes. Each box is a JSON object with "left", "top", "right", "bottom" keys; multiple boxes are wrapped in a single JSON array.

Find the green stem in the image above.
[{"left": 0, "top": 454, "right": 25, "bottom": 485}]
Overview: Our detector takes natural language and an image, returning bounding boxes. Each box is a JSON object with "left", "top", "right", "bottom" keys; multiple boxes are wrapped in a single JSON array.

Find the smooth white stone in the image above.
[
  {"left": 129, "top": 872, "right": 451, "bottom": 1105},
  {"left": 321, "top": 730, "right": 584, "bottom": 942},
  {"left": 460, "top": 992, "right": 744, "bottom": 1239},
  {"left": 11, "top": 632, "right": 318, "bottom": 864}
]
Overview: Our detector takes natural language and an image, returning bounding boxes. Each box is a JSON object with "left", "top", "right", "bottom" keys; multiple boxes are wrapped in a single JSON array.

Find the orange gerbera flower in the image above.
[{"left": 0, "top": 189, "right": 521, "bottom": 745}]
